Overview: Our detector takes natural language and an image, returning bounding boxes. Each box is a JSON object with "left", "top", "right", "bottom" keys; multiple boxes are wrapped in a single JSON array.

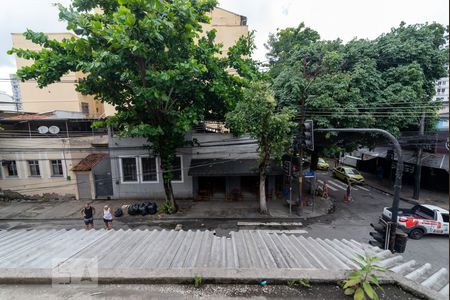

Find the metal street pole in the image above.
[
  {"left": 297, "top": 96, "right": 305, "bottom": 216},
  {"left": 413, "top": 112, "right": 425, "bottom": 199},
  {"left": 315, "top": 128, "right": 404, "bottom": 247}
]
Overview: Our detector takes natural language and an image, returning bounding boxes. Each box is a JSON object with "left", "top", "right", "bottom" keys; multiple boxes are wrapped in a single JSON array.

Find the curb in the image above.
[
  {"left": 363, "top": 182, "right": 421, "bottom": 206},
  {"left": 0, "top": 268, "right": 442, "bottom": 300}
]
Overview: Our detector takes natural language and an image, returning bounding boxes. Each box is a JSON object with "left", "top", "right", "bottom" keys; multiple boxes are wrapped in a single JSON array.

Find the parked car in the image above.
[
  {"left": 305, "top": 157, "right": 330, "bottom": 170},
  {"left": 332, "top": 166, "right": 364, "bottom": 184},
  {"left": 382, "top": 204, "right": 449, "bottom": 240}
]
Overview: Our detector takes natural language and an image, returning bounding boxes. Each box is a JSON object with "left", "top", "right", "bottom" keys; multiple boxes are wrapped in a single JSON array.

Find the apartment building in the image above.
[
  {"left": 10, "top": 7, "right": 248, "bottom": 118},
  {"left": 0, "top": 111, "right": 109, "bottom": 199}
]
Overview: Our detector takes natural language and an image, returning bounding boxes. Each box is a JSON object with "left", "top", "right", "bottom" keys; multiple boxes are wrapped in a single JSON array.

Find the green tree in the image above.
[
  {"left": 271, "top": 22, "right": 448, "bottom": 174},
  {"left": 265, "top": 22, "right": 320, "bottom": 78},
  {"left": 226, "top": 81, "right": 294, "bottom": 214},
  {"left": 9, "top": 0, "right": 254, "bottom": 212}
]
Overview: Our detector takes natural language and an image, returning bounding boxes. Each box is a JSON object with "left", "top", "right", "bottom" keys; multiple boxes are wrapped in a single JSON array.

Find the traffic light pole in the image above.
[
  {"left": 315, "top": 128, "right": 404, "bottom": 235},
  {"left": 297, "top": 96, "right": 306, "bottom": 216}
]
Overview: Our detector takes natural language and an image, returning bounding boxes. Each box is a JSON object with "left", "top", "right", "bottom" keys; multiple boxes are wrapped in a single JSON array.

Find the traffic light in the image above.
[
  {"left": 369, "top": 219, "right": 408, "bottom": 253},
  {"left": 369, "top": 220, "right": 391, "bottom": 250},
  {"left": 302, "top": 120, "right": 314, "bottom": 151}
]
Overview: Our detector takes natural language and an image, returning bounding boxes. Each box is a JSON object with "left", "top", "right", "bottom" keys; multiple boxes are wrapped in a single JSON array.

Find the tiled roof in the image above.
[{"left": 72, "top": 153, "right": 107, "bottom": 171}]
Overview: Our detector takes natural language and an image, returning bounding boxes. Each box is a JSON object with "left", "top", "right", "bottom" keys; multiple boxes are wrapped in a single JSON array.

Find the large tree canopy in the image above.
[
  {"left": 9, "top": 0, "right": 255, "bottom": 211},
  {"left": 270, "top": 22, "right": 448, "bottom": 155}
]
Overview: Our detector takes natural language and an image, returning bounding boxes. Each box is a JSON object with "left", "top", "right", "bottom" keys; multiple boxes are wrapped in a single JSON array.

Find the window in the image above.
[
  {"left": 442, "top": 88, "right": 446, "bottom": 93},
  {"left": 438, "top": 81, "right": 442, "bottom": 85},
  {"left": 5, "top": 161, "right": 18, "bottom": 177},
  {"left": 28, "top": 160, "right": 40, "bottom": 176},
  {"left": 81, "top": 102, "right": 89, "bottom": 114},
  {"left": 172, "top": 156, "right": 182, "bottom": 182},
  {"left": 437, "top": 88, "right": 441, "bottom": 93},
  {"left": 51, "top": 160, "right": 63, "bottom": 176},
  {"left": 442, "top": 214, "right": 449, "bottom": 223},
  {"left": 121, "top": 157, "right": 137, "bottom": 182},
  {"left": 141, "top": 157, "right": 157, "bottom": 182}
]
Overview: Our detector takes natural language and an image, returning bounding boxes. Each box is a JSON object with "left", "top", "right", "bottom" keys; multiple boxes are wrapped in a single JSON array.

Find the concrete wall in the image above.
[
  {"left": 108, "top": 136, "right": 193, "bottom": 200},
  {"left": 11, "top": 33, "right": 104, "bottom": 118},
  {"left": 0, "top": 135, "right": 108, "bottom": 197},
  {"left": 11, "top": 7, "right": 248, "bottom": 117},
  {"left": 203, "top": 8, "right": 248, "bottom": 56},
  {"left": 191, "top": 132, "right": 258, "bottom": 160}
]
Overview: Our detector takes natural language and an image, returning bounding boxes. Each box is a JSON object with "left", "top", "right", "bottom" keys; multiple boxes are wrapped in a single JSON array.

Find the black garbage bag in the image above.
[
  {"left": 114, "top": 207, "right": 123, "bottom": 217},
  {"left": 146, "top": 202, "right": 157, "bottom": 215},
  {"left": 139, "top": 202, "right": 148, "bottom": 216},
  {"left": 128, "top": 203, "right": 139, "bottom": 215}
]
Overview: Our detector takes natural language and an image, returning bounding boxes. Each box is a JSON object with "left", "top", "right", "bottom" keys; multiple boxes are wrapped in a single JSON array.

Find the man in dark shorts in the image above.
[{"left": 81, "top": 202, "right": 96, "bottom": 230}]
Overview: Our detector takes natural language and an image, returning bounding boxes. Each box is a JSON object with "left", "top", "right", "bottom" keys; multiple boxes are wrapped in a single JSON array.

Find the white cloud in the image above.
[
  {"left": 219, "top": 0, "right": 449, "bottom": 62},
  {"left": 0, "top": 0, "right": 448, "bottom": 95}
]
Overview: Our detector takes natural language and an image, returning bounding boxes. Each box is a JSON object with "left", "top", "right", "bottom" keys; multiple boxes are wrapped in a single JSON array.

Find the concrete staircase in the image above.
[{"left": 0, "top": 229, "right": 447, "bottom": 298}]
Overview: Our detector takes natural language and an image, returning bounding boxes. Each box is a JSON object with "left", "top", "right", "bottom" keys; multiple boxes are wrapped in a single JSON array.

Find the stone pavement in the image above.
[
  {"left": 361, "top": 171, "right": 449, "bottom": 210},
  {"left": 0, "top": 195, "right": 331, "bottom": 222}
]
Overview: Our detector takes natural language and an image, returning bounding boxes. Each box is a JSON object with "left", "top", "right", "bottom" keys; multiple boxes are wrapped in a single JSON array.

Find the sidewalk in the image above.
[
  {"left": 0, "top": 195, "right": 332, "bottom": 222},
  {"left": 361, "top": 171, "right": 449, "bottom": 209}
]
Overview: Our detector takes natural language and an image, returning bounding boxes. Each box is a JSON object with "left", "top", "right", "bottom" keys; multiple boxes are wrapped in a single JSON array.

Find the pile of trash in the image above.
[{"left": 115, "top": 202, "right": 158, "bottom": 217}]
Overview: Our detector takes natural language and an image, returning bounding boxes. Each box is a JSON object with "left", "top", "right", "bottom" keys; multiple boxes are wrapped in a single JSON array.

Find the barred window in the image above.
[
  {"left": 28, "top": 160, "right": 40, "bottom": 176},
  {"left": 51, "top": 160, "right": 63, "bottom": 176},
  {"left": 121, "top": 157, "right": 137, "bottom": 182},
  {"left": 141, "top": 157, "right": 157, "bottom": 182}
]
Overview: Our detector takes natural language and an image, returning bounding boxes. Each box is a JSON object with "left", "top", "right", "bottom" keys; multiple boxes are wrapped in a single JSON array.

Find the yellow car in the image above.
[
  {"left": 332, "top": 166, "right": 365, "bottom": 184},
  {"left": 317, "top": 158, "right": 330, "bottom": 171},
  {"left": 305, "top": 157, "right": 329, "bottom": 170}
]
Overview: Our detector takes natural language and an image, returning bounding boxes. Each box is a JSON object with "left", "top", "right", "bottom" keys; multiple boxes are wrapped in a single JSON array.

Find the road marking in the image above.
[
  {"left": 358, "top": 185, "right": 370, "bottom": 192},
  {"left": 329, "top": 179, "right": 359, "bottom": 191},
  {"left": 256, "top": 229, "right": 308, "bottom": 234},
  {"left": 237, "top": 222, "right": 303, "bottom": 226},
  {"left": 328, "top": 180, "right": 347, "bottom": 190},
  {"left": 318, "top": 180, "right": 338, "bottom": 191}
]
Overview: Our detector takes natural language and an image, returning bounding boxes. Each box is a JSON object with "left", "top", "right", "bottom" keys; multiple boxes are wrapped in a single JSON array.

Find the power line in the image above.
[{"left": 9, "top": 152, "right": 262, "bottom": 193}]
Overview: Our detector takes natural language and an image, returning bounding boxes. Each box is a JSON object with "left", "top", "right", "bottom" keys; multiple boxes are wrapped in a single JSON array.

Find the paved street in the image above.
[
  {"left": 308, "top": 170, "right": 449, "bottom": 274},
  {"left": 0, "top": 169, "right": 447, "bottom": 277}
]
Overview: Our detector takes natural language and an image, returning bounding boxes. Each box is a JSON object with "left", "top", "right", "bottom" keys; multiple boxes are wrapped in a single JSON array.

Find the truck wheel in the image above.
[{"left": 409, "top": 228, "right": 424, "bottom": 240}]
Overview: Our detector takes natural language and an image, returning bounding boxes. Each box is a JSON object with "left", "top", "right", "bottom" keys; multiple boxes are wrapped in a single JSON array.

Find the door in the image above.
[
  {"left": 76, "top": 173, "right": 92, "bottom": 200},
  {"left": 94, "top": 174, "right": 113, "bottom": 197}
]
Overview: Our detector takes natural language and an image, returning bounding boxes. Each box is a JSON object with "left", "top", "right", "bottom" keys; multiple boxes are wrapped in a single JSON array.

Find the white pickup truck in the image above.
[{"left": 382, "top": 204, "right": 449, "bottom": 240}]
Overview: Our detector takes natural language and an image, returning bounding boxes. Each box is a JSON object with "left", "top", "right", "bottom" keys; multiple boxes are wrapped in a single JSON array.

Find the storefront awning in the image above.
[{"left": 188, "top": 159, "right": 283, "bottom": 176}]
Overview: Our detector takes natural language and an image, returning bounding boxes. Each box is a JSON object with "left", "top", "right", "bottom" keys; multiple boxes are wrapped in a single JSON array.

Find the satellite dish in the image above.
[
  {"left": 49, "top": 126, "right": 60, "bottom": 135},
  {"left": 37, "top": 126, "right": 49, "bottom": 134}
]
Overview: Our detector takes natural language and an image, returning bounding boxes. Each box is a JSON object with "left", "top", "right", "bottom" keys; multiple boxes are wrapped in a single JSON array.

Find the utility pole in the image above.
[
  {"left": 297, "top": 95, "right": 305, "bottom": 216},
  {"left": 413, "top": 112, "right": 425, "bottom": 200}
]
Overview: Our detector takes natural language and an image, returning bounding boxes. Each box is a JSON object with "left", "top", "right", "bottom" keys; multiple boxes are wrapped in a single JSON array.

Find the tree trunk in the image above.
[
  {"left": 259, "top": 171, "right": 268, "bottom": 214},
  {"left": 259, "top": 148, "right": 270, "bottom": 215},
  {"left": 161, "top": 155, "right": 178, "bottom": 213}
]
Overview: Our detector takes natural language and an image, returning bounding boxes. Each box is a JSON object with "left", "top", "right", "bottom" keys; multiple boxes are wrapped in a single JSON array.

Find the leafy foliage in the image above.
[
  {"left": 194, "top": 275, "right": 202, "bottom": 288},
  {"left": 160, "top": 200, "right": 175, "bottom": 215},
  {"left": 9, "top": 0, "right": 255, "bottom": 211},
  {"left": 226, "top": 81, "right": 295, "bottom": 213},
  {"left": 342, "top": 254, "right": 387, "bottom": 300},
  {"left": 287, "top": 278, "right": 312, "bottom": 288},
  {"left": 270, "top": 22, "right": 448, "bottom": 155}
]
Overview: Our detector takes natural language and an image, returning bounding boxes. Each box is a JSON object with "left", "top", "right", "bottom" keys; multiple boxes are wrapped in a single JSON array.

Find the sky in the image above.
[{"left": 0, "top": 0, "right": 448, "bottom": 95}]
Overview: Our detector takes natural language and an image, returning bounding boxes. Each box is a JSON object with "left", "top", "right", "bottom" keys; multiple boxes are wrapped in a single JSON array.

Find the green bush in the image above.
[{"left": 342, "top": 254, "right": 387, "bottom": 300}]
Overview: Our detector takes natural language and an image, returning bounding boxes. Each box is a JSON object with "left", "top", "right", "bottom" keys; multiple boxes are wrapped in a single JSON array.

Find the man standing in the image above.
[{"left": 81, "top": 202, "right": 95, "bottom": 230}]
